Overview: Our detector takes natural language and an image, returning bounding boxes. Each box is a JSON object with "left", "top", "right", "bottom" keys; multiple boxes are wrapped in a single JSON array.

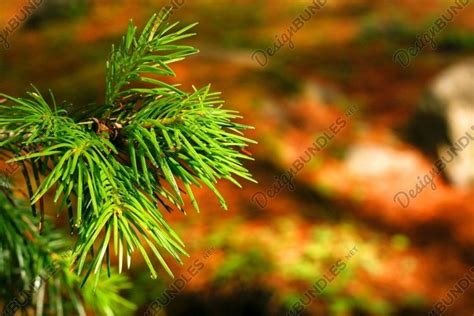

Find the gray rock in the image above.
[{"left": 409, "top": 59, "right": 474, "bottom": 187}]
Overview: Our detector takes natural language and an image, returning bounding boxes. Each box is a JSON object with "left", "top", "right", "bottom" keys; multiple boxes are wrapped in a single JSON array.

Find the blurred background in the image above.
[{"left": 1, "top": 0, "right": 474, "bottom": 315}]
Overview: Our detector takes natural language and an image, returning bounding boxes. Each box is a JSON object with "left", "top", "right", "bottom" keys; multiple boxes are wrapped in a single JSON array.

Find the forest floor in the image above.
[{"left": 1, "top": 0, "right": 474, "bottom": 315}]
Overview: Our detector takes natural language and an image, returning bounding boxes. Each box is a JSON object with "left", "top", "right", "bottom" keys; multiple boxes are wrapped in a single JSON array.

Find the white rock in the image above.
[{"left": 429, "top": 60, "right": 474, "bottom": 187}]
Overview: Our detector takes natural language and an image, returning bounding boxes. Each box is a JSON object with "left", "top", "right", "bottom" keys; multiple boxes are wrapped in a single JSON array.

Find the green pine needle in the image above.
[{"left": 0, "top": 10, "right": 256, "bottom": 286}]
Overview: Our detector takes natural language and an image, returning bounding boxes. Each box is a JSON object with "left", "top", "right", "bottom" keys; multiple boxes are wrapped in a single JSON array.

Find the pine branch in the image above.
[
  {"left": 0, "top": 193, "right": 135, "bottom": 316},
  {"left": 104, "top": 12, "right": 198, "bottom": 111},
  {"left": 0, "top": 11, "right": 256, "bottom": 286}
]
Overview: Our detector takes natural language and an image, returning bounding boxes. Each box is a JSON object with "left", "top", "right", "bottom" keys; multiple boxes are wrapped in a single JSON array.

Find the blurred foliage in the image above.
[
  {"left": 357, "top": 14, "right": 419, "bottom": 45},
  {"left": 186, "top": 0, "right": 266, "bottom": 48},
  {"left": 0, "top": 193, "right": 135, "bottom": 315},
  {"left": 27, "top": 0, "right": 91, "bottom": 27},
  {"left": 357, "top": 13, "right": 474, "bottom": 52},
  {"left": 187, "top": 217, "right": 425, "bottom": 315}
]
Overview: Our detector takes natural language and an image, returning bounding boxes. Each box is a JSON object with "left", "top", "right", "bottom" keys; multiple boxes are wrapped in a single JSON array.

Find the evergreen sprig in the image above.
[
  {"left": 0, "top": 11, "right": 255, "bottom": 286},
  {"left": 0, "top": 193, "right": 135, "bottom": 316}
]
